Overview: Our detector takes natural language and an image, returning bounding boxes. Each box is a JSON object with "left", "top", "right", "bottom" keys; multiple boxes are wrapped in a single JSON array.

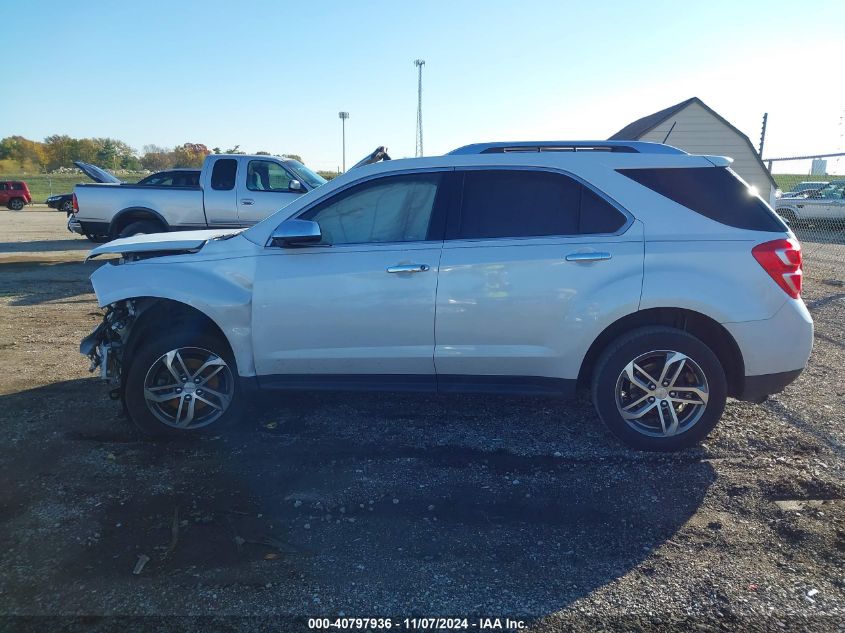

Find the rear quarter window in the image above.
[{"left": 617, "top": 167, "right": 785, "bottom": 232}]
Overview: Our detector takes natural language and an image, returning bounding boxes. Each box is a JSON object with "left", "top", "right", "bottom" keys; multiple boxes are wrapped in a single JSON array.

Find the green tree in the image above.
[{"left": 282, "top": 154, "right": 303, "bottom": 162}]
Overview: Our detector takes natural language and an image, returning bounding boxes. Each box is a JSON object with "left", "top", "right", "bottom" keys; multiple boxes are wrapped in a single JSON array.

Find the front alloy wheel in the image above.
[
  {"left": 143, "top": 347, "right": 234, "bottom": 430},
  {"left": 124, "top": 326, "right": 242, "bottom": 436}
]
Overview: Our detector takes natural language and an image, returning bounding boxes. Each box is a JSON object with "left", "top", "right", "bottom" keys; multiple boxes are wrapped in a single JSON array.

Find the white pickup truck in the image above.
[{"left": 68, "top": 154, "right": 328, "bottom": 241}]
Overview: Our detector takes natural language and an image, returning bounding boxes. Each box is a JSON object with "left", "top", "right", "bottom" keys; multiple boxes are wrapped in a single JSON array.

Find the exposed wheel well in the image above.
[
  {"left": 110, "top": 208, "right": 168, "bottom": 237},
  {"left": 577, "top": 308, "right": 745, "bottom": 398},
  {"left": 122, "top": 299, "right": 233, "bottom": 383}
]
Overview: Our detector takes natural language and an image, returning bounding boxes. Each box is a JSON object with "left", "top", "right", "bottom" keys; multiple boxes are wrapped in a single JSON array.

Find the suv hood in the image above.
[
  {"left": 87, "top": 229, "right": 242, "bottom": 260},
  {"left": 74, "top": 160, "right": 123, "bottom": 184}
]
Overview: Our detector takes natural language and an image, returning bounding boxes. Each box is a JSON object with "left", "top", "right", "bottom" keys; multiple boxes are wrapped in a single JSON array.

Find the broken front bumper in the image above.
[{"left": 80, "top": 301, "right": 137, "bottom": 386}]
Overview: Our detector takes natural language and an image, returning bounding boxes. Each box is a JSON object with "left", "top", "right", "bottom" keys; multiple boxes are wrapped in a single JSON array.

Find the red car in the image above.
[{"left": 0, "top": 181, "right": 32, "bottom": 210}]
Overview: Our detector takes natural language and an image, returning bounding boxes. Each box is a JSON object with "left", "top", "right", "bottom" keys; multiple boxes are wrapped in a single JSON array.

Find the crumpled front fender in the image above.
[{"left": 89, "top": 257, "right": 257, "bottom": 377}]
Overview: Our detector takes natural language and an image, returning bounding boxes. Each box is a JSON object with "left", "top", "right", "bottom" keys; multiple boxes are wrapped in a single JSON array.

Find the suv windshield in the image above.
[{"left": 285, "top": 160, "right": 327, "bottom": 189}]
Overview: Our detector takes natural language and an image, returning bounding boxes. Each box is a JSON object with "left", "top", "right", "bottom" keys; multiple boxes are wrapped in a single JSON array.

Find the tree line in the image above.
[{"left": 0, "top": 135, "right": 303, "bottom": 173}]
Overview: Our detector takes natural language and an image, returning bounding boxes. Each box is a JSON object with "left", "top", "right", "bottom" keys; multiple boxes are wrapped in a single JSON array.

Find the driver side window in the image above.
[
  {"left": 247, "top": 160, "right": 293, "bottom": 192},
  {"left": 303, "top": 173, "right": 441, "bottom": 245}
]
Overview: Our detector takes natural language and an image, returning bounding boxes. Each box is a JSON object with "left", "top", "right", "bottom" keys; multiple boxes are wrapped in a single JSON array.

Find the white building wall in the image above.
[{"left": 636, "top": 101, "right": 777, "bottom": 206}]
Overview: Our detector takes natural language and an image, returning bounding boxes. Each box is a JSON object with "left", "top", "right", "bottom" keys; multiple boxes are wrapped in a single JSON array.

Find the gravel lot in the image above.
[{"left": 0, "top": 210, "right": 844, "bottom": 632}]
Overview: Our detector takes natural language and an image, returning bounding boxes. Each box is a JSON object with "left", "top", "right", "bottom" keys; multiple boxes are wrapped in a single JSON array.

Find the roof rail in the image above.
[{"left": 447, "top": 141, "right": 687, "bottom": 156}]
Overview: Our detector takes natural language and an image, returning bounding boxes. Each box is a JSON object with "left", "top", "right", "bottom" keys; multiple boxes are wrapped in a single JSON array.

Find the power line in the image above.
[{"left": 414, "top": 59, "right": 425, "bottom": 157}]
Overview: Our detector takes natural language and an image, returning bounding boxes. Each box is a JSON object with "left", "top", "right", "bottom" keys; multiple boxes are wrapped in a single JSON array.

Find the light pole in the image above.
[
  {"left": 414, "top": 59, "right": 425, "bottom": 157},
  {"left": 338, "top": 111, "right": 349, "bottom": 172}
]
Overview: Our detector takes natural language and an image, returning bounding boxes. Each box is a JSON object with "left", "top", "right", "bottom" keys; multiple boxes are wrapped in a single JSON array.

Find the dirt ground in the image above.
[{"left": 0, "top": 210, "right": 843, "bottom": 632}]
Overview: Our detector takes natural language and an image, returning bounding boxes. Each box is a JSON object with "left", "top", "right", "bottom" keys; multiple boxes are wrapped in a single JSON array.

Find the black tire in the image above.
[
  {"left": 124, "top": 325, "right": 242, "bottom": 437},
  {"left": 118, "top": 220, "right": 164, "bottom": 239},
  {"left": 60, "top": 200, "right": 74, "bottom": 213},
  {"left": 591, "top": 326, "right": 727, "bottom": 451},
  {"left": 7, "top": 198, "right": 24, "bottom": 211}
]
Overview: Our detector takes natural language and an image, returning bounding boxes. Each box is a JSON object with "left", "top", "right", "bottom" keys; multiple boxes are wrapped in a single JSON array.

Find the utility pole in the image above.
[
  {"left": 758, "top": 112, "right": 768, "bottom": 157},
  {"left": 414, "top": 59, "right": 425, "bottom": 157},
  {"left": 338, "top": 111, "right": 349, "bottom": 172}
]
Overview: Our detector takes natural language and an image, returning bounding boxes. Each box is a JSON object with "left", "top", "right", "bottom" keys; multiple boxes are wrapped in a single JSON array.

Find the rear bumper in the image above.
[
  {"left": 67, "top": 216, "right": 83, "bottom": 234},
  {"left": 738, "top": 368, "right": 803, "bottom": 403}
]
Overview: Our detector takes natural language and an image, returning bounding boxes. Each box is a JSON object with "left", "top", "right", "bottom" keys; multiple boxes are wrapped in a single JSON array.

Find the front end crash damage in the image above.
[{"left": 80, "top": 300, "right": 139, "bottom": 391}]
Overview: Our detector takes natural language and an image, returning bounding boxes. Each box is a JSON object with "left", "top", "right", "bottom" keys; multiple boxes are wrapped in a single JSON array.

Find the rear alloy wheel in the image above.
[
  {"left": 592, "top": 327, "right": 726, "bottom": 451},
  {"left": 8, "top": 198, "right": 24, "bottom": 211},
  {"left": 124, "top": 328, "right": 241, "bottom": 436},
  {"left": 60, "top": 199, "right": 74, "bottom": 214}
]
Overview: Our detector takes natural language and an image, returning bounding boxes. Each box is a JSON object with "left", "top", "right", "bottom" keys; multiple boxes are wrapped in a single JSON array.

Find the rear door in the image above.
[
  {"left": 434, "top": 168, "right": 644, "bottom": 391},
  {"left": 236, "top": 158, "right": 303, "bottom": 224},
  {"left": 202, "top": 157, "right": 240, "bottom": 225}
]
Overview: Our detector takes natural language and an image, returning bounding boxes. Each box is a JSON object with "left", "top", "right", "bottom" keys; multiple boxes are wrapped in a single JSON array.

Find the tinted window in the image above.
[
  {"left": 304, "top": 174, "right": 441, "bottom": 245},
  {"left": 0, "top": 184, "right": 6, "bottom": 191},
  {"left": 455, "top": 170, "right": 625, "bottom": 239},
  {"left": 210, "top": 159, "right": 237, "bottom": 191},
  {"left": 247, "top": 160, "right": 293, "bottom": 192},
  {"left": 138, "top": 173, "right": 172, "bottom": 186},
  {"left": 617, "top": 167, "right": 785, "bottom": 232},
  {"left": 11, "top": 182, "right": 23, "bottom": 190}
]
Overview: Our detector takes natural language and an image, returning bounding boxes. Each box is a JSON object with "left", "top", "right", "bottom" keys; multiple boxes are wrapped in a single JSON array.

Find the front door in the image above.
[
  {"left": 237, "top": 158, "right": 303, "bottom": 224},
  {"left": 252, "top": 171, "right": 448, "bottom": 387}
]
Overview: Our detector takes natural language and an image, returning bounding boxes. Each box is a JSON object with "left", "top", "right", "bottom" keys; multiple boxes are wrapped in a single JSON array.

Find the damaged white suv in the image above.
[{"left": 81, "top": 141, "right": 813, "bottom": 450}]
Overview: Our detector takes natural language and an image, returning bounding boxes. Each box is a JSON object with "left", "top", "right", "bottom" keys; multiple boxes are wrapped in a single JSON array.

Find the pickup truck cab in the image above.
[{"left": 69, "top": 154, "right": 326, "bottom": 241}]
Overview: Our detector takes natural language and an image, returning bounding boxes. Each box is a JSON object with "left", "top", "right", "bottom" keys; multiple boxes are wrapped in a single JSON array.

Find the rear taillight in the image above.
[
  {"left": 72, "top": 193, "right": 79, "bottom": 214},
  {"left": 752, "top": 238, "right": 802, "bottom": 298}
]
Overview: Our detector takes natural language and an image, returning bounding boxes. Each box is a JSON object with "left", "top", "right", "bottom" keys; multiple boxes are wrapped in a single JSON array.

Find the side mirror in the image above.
[
  {"left": 289, "top": 179, "right": 303, "bottom": 192},
  {"left": 269, "top": 219, "right": 322, "bottom": 247}
]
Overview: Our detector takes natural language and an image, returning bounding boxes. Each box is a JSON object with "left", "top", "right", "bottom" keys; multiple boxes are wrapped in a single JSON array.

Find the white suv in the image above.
[{"left": 81, "top": 141, "right": 813, "bottom": 451}]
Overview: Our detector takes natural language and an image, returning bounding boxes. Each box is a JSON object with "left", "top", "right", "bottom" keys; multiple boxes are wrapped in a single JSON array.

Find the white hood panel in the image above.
[{"left": 87, "top": 229, "right": 243, "bottom": 260}]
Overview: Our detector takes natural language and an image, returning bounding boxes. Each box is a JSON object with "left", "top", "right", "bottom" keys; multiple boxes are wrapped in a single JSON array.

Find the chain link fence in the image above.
[{"left": 771, "top": 157, "right": 845, "bottom": 283}]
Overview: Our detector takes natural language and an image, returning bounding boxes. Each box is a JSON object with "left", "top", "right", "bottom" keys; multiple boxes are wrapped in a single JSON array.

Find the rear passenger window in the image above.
[
  {"left": 211, "top": 159, "right": 237, "bottom": 191},
  {"left": 617, "top": 167, "right": 785, "bottom": 232},
  {"left": 455, "top": 170, "right": 626, "bottom": 239}
]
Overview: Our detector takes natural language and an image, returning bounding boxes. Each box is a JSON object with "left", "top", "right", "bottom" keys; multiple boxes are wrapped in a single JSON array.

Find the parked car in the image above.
[
  {"left": 779, "top": 181, "right": 828, "bottom": 199},
  {"left": 69, "top": 155, "right": 328, "bottom": 242},
  {"left": 48, "top": 168, "right": 202, "bottom": 216},
  {"left": 80, "top": 140, "right": 813, "bottom": 451},
  {"left": 46, "top": 193, "right": 75, "bottom": 214},
  {"left": 776, "top": 182, "right": 845, "bottom": 225},
  {"left": 0, "top": 180, "right": 32, "bottom": 210}
]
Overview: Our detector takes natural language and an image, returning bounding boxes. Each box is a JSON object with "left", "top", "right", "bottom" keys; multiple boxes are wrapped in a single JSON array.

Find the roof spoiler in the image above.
[{"left": 447, "top": 141, "right": 687, "bottom": 156}]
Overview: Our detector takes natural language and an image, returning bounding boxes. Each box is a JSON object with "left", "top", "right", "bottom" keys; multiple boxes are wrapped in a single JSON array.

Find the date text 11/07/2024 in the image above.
[{"left": 307, "top": 617, "right": 527, "bottom": 630}]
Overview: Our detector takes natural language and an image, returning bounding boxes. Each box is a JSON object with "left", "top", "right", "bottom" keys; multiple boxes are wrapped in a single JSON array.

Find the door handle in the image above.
[
  {"left": 240, "top": 199, "right": 255, "bottom": 206},
  {"left": 565, "top": 251, "right": 612, "bottom": 262},
  {"left": 386, "top": 264, "right": 431, "bottom": 273}
]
